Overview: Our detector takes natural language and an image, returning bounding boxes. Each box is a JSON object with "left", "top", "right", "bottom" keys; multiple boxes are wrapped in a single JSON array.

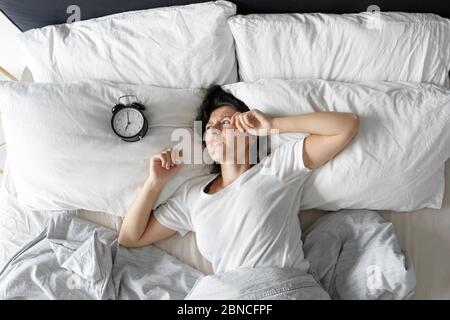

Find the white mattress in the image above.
[{"left": 1, "top": 159, "right": 449, "bottom": 299}]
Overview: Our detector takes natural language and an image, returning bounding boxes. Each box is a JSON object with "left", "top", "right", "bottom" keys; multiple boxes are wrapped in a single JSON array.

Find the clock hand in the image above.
[{"left": 125, "top": 111, "right": 131, "bottom": 132}]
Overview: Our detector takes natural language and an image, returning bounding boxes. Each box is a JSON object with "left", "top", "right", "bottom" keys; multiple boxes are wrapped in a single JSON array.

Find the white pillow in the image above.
[
  {"left": 224, "top": 78, "right": 450, "bottom": 211},
  {"left": 0, "top": 81, "right": 210, "bottom": 216},
  {"left": 17, "top": 1, "right": 237, "bottom": 88},
  {"left": 228, "top": 12, "right": 450, "bottom": 87}
]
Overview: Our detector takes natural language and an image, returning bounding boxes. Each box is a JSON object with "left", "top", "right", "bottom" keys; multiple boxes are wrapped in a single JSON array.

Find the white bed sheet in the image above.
[{"left": 1, "top": 159, "right": 449, "bottom": 299}]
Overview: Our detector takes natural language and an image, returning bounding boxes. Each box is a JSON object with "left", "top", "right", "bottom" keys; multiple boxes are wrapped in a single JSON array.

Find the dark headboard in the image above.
[{"left": 1, "top": 0, "right": 449, "bottom": 31}]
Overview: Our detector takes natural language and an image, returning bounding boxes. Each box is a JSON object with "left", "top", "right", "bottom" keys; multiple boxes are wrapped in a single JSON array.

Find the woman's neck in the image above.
[{"left": 219, "top": 162, "right": 252, "bottom": 187}]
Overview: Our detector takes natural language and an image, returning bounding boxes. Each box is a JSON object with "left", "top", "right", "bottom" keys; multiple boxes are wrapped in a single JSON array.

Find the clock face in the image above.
[{"left": 112, "top": 107, "right": 145, "bottom": 138}]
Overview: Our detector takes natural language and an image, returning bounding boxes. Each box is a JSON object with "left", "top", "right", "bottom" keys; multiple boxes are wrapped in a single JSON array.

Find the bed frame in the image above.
[{"left": 0, "top": 0, "right": 449, "bottom": 31}]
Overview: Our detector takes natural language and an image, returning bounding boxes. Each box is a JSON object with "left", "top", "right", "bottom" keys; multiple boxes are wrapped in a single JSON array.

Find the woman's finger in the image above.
[
  {"left": 233, "top": 115, "right": 242, "bottom": 131},
  {"left": 230, "top": 112, "right": 239, "bottom": 127},
  {"left": 170, "top": 148, "right": 177, "bottom": 165},
  {"left": 242, "top": 116, "right": 258, "bottom": 136},
  {"left": 164, "top": 150, "right": 172, "bottom": 169},
  {"left": 170, "top": 148, "right": 180, "bottom": 166},
  {"left": 242, "top": 112, "right": 255, "bottom": 128},
  {"left": 160, "top": 152, "right": 167, "bottom": 169},
  {"left": 153, "top": 154, "right": 163, "bottom": 165},
  {"left": 239, "top": 114, "right": 252, "bottom": 132},
  {"left": 173, "top": 148, "right": 184, "bottom": 165},
  {"left": 234, "top": 115, "right": 245, "bottom": 132}
]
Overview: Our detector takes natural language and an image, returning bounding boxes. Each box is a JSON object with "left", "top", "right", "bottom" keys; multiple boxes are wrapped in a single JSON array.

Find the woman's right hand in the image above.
[{"left": 148, "top": 147, "right": 183, "bottom": 185}]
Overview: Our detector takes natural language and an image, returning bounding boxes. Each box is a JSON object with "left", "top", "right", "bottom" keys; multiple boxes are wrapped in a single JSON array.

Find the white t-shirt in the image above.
[{"left": 153, "top": 137, "right": 312, "bottom": 274}]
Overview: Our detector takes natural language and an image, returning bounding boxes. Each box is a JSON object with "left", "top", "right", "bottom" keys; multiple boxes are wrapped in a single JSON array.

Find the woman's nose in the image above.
[{"left": 211, "top": 125, "right": 221, "bottom": 135}]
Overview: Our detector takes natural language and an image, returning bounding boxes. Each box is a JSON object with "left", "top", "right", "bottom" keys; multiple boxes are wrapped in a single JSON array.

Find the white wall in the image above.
[{"left": 0, "top": 11, "right": 24, "bottom": 79}]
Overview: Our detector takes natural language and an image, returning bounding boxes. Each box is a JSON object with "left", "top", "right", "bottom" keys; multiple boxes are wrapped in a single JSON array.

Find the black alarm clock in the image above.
[{"left": 111, "top": 95, "right": 148, "bottom": 142}]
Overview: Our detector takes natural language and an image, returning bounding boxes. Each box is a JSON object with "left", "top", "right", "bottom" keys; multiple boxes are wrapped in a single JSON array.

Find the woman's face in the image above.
[{"left": 204, "top": 105, "right": 251, "bottom": 164}]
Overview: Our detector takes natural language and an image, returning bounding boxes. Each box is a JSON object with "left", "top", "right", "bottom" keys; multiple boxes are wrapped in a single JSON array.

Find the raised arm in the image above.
[
  {"left": 272, "top": 112, "right": 359, "bottom": 169},
  {"left": 232, "top": 110, "right": 359, "bottom": 170},
  {"left": 118, "top": 148, "right": 182, "bottom": 248}
]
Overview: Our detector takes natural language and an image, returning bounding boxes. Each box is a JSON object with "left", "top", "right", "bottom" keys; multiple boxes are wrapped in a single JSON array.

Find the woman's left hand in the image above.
[{"left": 231, "top": 109, "right": 273, "bottom": 136}]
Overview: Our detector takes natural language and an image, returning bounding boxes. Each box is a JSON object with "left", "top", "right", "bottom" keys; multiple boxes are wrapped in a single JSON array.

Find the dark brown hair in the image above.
[{"left": 196, "top": 85, "right": 264, "bottom": 174}]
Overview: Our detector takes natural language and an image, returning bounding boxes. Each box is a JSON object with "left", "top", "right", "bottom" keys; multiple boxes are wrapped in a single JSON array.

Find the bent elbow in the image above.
[
  {"left": 117, "top": 236, "right": 131, "bottom": 248},
  {"left": 118, "top": 234, "right": 138, "bottom": 248},
  {"left": 118, "top": 234, "right": 150, "bottom": 249},
  {"left": 348, "top": 113, "right": 359, "bottom": 137}
]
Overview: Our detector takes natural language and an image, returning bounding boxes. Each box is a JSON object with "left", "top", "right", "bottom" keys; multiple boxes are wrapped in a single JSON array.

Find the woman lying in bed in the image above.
[{"left": 118, "top": 86, "right": 359, "bottom": 274}]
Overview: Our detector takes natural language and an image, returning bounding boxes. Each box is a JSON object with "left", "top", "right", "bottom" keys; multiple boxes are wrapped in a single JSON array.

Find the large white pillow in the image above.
[
  {"left": 17, "top": 1, "right": 237, "bottom": 88},
  {"left": 224, "top": 78, "right": 450, "bottom": 211},
  {"left": 0, "top": 81, "right": 210, "bottom": 216},
  {"left": 228, "top": 12, "right": 450, "bottom": 87}
]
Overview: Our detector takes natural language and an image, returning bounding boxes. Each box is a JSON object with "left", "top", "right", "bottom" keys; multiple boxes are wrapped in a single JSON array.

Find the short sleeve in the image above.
[
  {"left": 152, "top": 183, "right": 193, "bottom": 237},
  {"left": 261, "top": 136, "right": 312, "bottom": 183}
]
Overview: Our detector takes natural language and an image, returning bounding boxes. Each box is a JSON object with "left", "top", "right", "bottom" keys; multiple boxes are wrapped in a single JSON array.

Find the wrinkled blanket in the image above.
[
  {"left": 0, "top": 212, "right": 329, "bottom": 300},
  {"left": 0, "top": 210, "right": 415, "bottom": 300},
  {"left": 0, "top": 213, "right": 202, "bottom": 299}
]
